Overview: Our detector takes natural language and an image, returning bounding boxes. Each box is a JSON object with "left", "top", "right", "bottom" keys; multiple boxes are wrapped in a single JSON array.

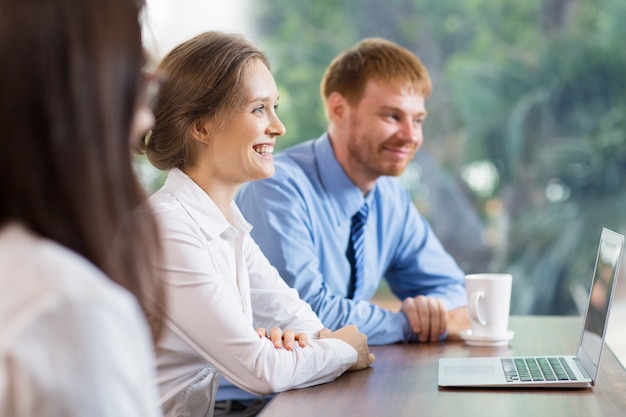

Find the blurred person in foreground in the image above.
[
  {"left": 237, "top": 37, "right": 470, "bottom": 346},
  {"left": 0, "top": 0, "right": 165, "bottom": 415},
  {"left": 141, "top": 31, "right": 374, "bottom": 417}
]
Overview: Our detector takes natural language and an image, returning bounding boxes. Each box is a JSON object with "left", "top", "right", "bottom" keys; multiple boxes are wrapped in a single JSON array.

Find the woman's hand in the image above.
[
  {"left": 256, "top": 327, "right": 309, "bottom": 350},
  {"left": 319, "top": 325, "right": 375, "bottom": 371}
]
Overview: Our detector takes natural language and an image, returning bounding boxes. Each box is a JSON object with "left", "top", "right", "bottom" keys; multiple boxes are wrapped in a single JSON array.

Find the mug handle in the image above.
[{"left": 469, "top": 292, "right": 487, "bottom": 326}]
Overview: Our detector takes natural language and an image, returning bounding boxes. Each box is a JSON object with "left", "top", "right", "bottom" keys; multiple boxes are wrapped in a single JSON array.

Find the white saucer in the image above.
[{"left": 460, "top": 329, "right": 514, "bottom": 347}]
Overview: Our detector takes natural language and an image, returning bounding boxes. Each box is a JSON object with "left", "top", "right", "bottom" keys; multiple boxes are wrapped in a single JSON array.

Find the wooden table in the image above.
[{"left": 259, "top": 316, "right": 626, "bottom": 417}]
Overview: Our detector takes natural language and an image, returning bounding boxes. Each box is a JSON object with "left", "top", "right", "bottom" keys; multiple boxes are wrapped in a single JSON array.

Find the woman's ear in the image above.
[{"left": 190, "top": 117, "right": 212, "bottom": 145}]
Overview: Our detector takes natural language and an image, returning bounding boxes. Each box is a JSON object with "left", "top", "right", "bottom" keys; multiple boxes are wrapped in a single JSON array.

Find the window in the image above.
[{"left": 142, "top": 0, "right": 626, "bottom": 315}]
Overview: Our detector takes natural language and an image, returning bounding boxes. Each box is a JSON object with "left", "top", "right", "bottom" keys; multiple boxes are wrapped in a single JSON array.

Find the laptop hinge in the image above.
[{"left": 573, "top": 357, "right": 592, "bottom": 380}]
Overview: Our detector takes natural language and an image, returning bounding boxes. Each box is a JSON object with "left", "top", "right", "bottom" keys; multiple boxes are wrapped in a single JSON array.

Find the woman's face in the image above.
[{"left": 204, "top": 59, "right": 286, "bottom": 186}]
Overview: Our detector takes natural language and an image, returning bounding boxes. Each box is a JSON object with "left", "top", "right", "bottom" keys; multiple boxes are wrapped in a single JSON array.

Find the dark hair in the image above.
[
  {"left": 321, "top": 37, "right": 432, "bottom": 106},
  {"left": 0, "top": 0, "right": 164, "bottom": 340},
  {"left": 143, "top": 31, "right": 270, "bottom": 170}
]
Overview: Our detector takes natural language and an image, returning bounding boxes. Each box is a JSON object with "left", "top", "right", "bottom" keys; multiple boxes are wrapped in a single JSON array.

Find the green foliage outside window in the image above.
[{"left": 253, "top": 0, "right": 626, "bottom": 315}]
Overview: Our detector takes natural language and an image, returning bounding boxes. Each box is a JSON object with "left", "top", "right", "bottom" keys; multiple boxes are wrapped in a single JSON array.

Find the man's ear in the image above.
[
  {"left": 189, "top": 117, "right": 212, "bottom": 145},
  {"left": 326, "top": 92, "right": 348, "bottom": 126}
]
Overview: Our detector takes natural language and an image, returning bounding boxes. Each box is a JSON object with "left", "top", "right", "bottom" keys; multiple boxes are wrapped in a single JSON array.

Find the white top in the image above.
[
  {"left": 0, "top": 223, "right": 162, "bottom": 417},
  {"left": 150, "top": 168, "right": 356, "bottom": 417}
]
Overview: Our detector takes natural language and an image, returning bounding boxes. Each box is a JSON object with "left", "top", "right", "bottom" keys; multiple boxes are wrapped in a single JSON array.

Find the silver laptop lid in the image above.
[{"left": 576, "top": 227, "right": 624, "bottom": 385}]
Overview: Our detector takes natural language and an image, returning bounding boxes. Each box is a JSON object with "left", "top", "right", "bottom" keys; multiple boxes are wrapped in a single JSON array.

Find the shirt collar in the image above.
[
  {"left": 314, "top": 133, "right": 374, "bottom": 223},
  {"left": 164, "top": 168, "right": 251, "bottom": 240}
]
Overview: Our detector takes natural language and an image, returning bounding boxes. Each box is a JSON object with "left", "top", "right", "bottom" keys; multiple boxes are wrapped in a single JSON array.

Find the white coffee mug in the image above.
[{"left": 465, "top": 273, "right": 512, "bottom": 339}]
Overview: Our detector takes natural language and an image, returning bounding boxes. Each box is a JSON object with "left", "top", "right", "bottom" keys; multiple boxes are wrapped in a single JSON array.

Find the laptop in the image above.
[{"left": 438, "top": 227, "right": 624, "bottom": 388}]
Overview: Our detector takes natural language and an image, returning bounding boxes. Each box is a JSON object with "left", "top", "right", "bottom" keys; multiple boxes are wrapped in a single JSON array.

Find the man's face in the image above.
[{"left": 341, "top": 79, "right": 426, "bottom": 190}]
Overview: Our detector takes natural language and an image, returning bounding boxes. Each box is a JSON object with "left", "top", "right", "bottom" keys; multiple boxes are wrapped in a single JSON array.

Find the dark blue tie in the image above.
[{"left": 346, "top": 204, "right": 369, "bottom": 299}]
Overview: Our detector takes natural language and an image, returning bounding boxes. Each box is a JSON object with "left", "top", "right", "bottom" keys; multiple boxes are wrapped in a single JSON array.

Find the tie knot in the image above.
[{"left": 353, "top": 203, "right": 369, "bottom": 223}]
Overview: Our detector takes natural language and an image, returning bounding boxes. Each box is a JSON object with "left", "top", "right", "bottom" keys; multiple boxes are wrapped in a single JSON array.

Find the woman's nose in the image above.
[{"left": 268, "top": 112, "right": 286, "bottom": 137}]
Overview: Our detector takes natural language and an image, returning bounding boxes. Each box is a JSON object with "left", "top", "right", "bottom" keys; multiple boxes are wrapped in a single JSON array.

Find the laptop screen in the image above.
[{"left": 578, "top": 228, "right": 624, "bottom": 377}]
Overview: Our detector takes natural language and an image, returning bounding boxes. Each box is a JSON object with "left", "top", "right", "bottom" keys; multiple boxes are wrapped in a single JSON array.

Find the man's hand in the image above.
[
  {"left": 444, "top": 306, "right": 470, "bottom": 341},
  {"left": 401, "top": 295, "right": 447, "bottom": 342},
  {"left": 402, "top": 296, "right": 470, "bottom": 342}
]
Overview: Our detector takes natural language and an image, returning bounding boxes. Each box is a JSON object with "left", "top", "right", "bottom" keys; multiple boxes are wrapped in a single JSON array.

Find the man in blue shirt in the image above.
[{"left": 236, "top": 37, "right": 469, "bottom": 346}]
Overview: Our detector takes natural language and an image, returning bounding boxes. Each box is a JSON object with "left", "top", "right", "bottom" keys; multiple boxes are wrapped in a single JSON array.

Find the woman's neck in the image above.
[{"left": 181, "top": 166, "right": 239, "bottom": 221}]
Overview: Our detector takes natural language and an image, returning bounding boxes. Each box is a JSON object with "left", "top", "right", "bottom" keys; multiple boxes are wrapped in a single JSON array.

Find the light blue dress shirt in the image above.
[{"left": 236, "top": 133, "right": 466, "bottom": 345}]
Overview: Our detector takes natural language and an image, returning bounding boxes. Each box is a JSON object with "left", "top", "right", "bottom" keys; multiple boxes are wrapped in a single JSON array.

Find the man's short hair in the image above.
[{"left": 321, "top": 37, "right": 432, "bottom": 107}]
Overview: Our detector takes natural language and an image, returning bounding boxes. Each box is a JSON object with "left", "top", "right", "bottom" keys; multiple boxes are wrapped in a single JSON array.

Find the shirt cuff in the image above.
[{"left": 314, "top": 337, "right": 358, "bottom": 370}]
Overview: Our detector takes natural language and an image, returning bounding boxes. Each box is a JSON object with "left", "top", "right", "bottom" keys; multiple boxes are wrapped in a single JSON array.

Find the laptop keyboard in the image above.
[{"left": 501, "top": 357, "right": 578, "bottom": 383}]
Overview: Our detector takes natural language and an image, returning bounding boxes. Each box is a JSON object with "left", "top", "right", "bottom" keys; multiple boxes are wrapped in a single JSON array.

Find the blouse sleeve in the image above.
[
  {"left": 156, "top": 212, "right": 357, "bottom": 396},
  {"left": 244, "top": 233, "right": 334, "bottom": 335}
]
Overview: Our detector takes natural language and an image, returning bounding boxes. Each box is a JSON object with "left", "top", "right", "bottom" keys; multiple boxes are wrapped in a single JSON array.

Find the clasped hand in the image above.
[
  {"left": 257, "top": 325, "right": 375, "bottom": 371},
  {"left": 319, "top": 325, "right": 375, "bottom": 371},
  {"left": 256, "top": 327, "right": 308, "bottom": 350},
  {"left": 402, "top": 295, "right": 470, "bottom": 343}
]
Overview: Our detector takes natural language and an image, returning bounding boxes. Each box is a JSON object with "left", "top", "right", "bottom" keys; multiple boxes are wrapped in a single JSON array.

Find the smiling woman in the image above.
[
  {"left": 138, "top": 31, "right": 374, "bottom": 417},
  {"left": 142, "top": 32, "right": 283, "bottom": 195},
  {"left": 186, "top": 58, "right": 285, "bottom": 192}
]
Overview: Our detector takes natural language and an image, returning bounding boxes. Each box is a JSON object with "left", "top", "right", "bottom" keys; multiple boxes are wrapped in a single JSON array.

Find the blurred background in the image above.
[{"left": 140, "top": 0, "right": 626, "bottom": 317}]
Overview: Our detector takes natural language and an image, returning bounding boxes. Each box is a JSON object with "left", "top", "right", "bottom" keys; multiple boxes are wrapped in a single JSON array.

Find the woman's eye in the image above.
[{"left": 253, "top": 105, "right": 266, "bottom": 114}]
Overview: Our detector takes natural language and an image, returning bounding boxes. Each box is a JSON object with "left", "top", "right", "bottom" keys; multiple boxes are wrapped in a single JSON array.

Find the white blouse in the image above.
[
  {"left": 0, "top": 223, "right": 162, "bottom": 417},
  {"left": 150, "top": 168, "right": 356, "bottom": 417}
]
